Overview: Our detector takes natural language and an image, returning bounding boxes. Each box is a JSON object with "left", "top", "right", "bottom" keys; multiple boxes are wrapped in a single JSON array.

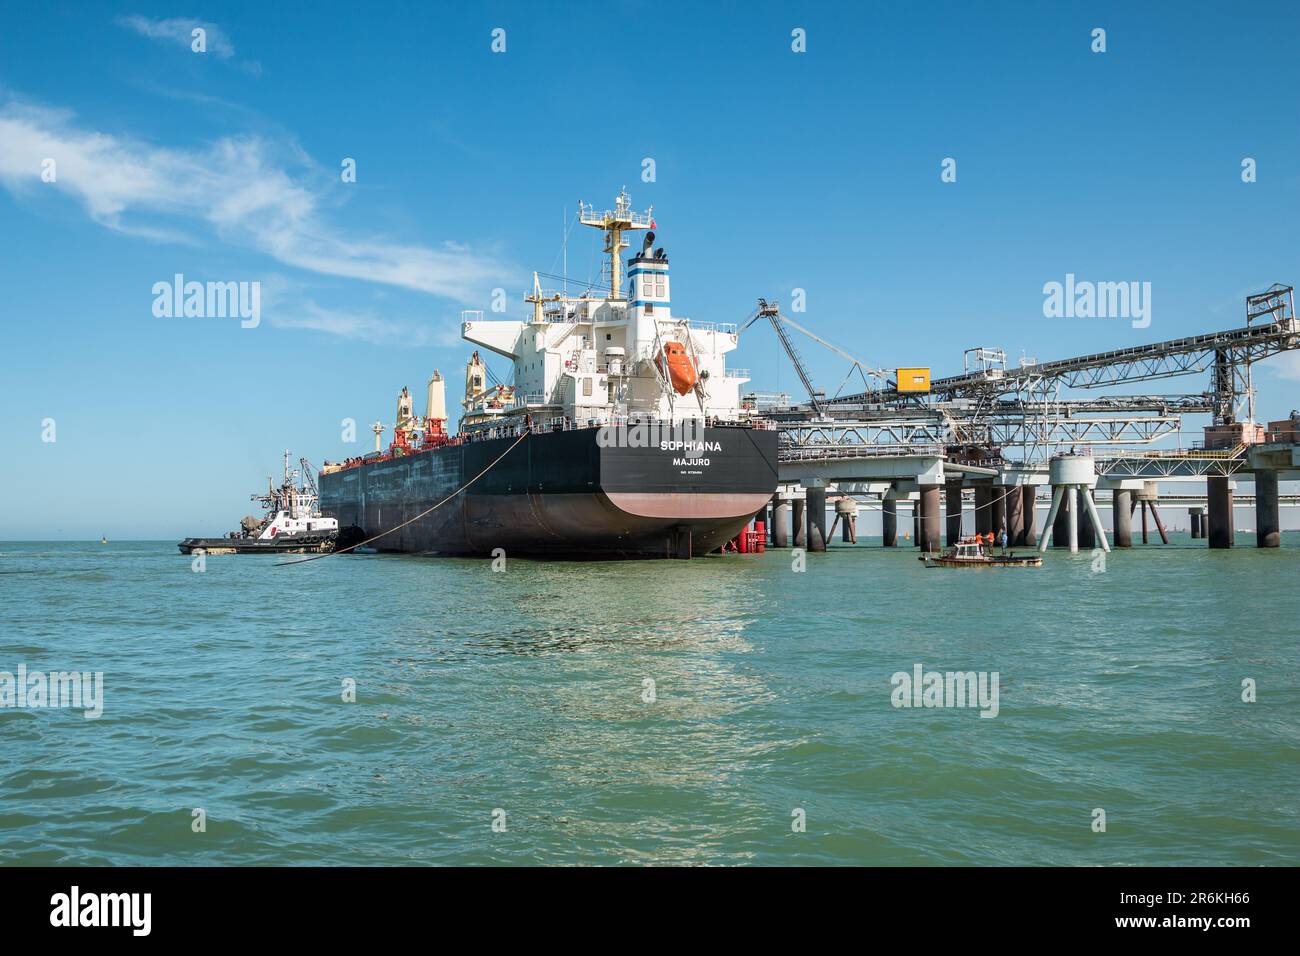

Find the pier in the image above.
[{"left": 742, "top": 287, "right": 1300, "bottom": 554}]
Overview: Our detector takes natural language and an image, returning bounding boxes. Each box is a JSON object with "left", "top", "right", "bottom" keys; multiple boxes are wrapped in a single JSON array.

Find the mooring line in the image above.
[{"left": 273, "top": 427, "right": 532, "bottom": 568}]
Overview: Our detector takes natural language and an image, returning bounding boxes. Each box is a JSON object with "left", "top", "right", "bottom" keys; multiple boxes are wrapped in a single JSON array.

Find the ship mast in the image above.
[
  {"left": 578, "top": 188, "right": 653, "bottom": 301},
  {"left": 525, "top": 271, "right": 562, "bottom": 324}
]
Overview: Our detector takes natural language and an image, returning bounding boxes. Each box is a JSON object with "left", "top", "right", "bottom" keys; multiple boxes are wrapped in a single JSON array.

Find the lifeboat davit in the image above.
[{"left": 657, "top": 341, "right": 698, "bottom": 396}]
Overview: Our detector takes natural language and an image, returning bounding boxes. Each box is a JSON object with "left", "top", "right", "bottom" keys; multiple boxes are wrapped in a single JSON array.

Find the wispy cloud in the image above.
[
  {"left": 1267, "top": 352, "right": 1300, "bottom": 382},
  {"left": 117, "top": 15, "right": 236, "bottom": 58},
  {"left": 0, "top": 98, "right": 512, "bottom": 305},
  {"left": 116, "top": 15, "right": 261, "bottom": 76},
  {"left": 260, "top": 276, "right": 463, "bottom": 347}
]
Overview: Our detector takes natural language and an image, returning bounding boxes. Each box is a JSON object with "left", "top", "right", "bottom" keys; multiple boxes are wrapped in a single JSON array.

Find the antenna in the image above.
[{"left": 578, "top": 189, "right": 653, "bottom": 301}]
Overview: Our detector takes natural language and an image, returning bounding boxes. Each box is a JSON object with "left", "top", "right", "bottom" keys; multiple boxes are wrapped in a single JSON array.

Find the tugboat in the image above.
[
  {"left": 924, "top": 534, "right": 1042, "bottom": 569},
  {"left": 178, "top": 451, "right": 338, "bottom": 555}
]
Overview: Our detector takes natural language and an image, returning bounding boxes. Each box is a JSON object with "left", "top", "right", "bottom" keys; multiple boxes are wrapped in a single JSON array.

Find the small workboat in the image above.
[
  {"left": 923, "top": 535, "right": 1041, "bottom": 568},
  {"left": 178, "top": 451, "right": 338, "bottom": 555}
]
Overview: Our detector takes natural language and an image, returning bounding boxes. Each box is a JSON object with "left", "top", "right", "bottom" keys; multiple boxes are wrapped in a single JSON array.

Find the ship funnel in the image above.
[
  {"left": 426, "top": 370, "right": 447, "bottom": 422},
  {"left": 641, "top": 231, "right": 655, "bottom": 256}
]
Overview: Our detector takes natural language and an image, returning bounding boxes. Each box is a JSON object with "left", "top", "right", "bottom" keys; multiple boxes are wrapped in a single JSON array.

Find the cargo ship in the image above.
[{"left": 318, "top": 190, "right": 779, "bottom": 559}]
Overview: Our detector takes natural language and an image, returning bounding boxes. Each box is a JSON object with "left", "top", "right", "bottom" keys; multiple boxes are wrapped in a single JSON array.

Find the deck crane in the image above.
[{"left": 740, "top": 298, "right": 888, "bottom": 416}]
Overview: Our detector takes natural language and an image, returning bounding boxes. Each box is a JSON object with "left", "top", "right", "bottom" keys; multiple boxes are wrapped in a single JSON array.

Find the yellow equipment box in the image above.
[{"left": 896, "top": 367, "right": 930, "bottom": 393}]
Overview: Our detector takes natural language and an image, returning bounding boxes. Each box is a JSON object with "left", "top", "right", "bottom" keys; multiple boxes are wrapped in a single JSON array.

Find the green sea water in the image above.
[{"left": 1, "top": 538, "right": 1297, "bottom": 866}]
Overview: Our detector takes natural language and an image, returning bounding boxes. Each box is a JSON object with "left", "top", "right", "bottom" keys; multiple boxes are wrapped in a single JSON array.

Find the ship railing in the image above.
[
  {"left": 578, "top": 202, "right": 653, "bottom": 228},
  {"left": 687, "top": 321, "right": 739, "bottom": 335},
  {"left": 595, "top": 415, "right": 767, "bottom": 431},
  {"left": 458, "top": 414, "right": 770, "bottom": 442},
  {"left": 725, "top": 368, "right": 750, "bottom": 378},
  {"left": 506, "top": 393, "right": 552, "bottom": 408},
  {"left": 779, "top": 444, "right": 945, "bottom": 460}
]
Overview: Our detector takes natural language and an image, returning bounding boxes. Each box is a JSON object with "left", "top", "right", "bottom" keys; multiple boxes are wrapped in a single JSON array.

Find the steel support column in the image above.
[
  {"left": 1207, "top": 477, "right": 1234, "bottom": 549},
  {"left": 1112, "top": 489, "right": 1133, "bottom": 548},
  {"left": 919, "top": 485, "right": 942, "bottom": 553},
  {"left": 946, "top": 479, "right": 963, "bottom": 546},
  {"left": 1256, "top": 471, "right": 1279, "bottom": 549}
]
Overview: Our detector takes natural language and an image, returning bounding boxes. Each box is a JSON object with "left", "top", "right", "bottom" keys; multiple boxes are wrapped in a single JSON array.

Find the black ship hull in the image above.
[
  {"left": 318, "top": 425, "right": 779, "bottom": 559},
  {"left": 177, "top": 533, "right": 336, "bottom": 555}
]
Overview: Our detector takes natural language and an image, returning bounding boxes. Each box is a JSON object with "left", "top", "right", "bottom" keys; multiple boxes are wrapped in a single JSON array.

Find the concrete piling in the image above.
[
  {"left": 1040, "top": 454, "right": 1109, "bottom": 553},
  {"left": 1005, "top": 485, "right": 1025, "bottom": 546},
  {"left": 806, "top": 485, "right": 827, "bottom": 553},
  {"left": 1067, "top": 487, "right": 1079, "bottom": 552},
  {"left": 1113, "top": 489, "right": 1133, "bottom": 548},
  {"left": 1052, "top": 491, "right": 1071, "bottom": 548},
  {"left": 1022, "top": 486, "right": 1038, "bottom": 547},
  {"left": 835, "top": 498, "right": 858, "bottom": 543},
  {"left": 773, "top": 498, "right": 791, "bottom": 548},
  {"left": 1078, "top": 491, "right": 1096, "bottom": 550},
  {"left": 946, "top": 479, "right": 963, "bottom": 546},
  {"left": 882, "top": 493, "right": 897, "bottom": 547},
  {"left": 1206, "top": 477, "right": 1233, "bottom": 549},
  {"left": 793, "top": 498, "right": 807, "bottom": 549},
  {"left": 991, "top": 488, "right": 1007, "bottom": 543},
  {"left": 1256, "top": 471, "right": 1280, "bottom": 549},
  {"left": 920, "top": 485, "right": 942, "bottom": 552},
  {"left": 1149, "top": 502, "right": 1170, "bottom": 544},
  {"left": 974, "top": 485, "right": 992, "bottom": 536},
  {"left": 1134, "top": 482, "right": 1167, "bottom": 545},
  {"left": 1188, "top": 507, "right": 1202, "bottom": 540}
]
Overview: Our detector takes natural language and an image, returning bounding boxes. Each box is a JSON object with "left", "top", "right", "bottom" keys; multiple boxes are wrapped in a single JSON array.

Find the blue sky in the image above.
[{"left": 3, "top": 1, "right": 1300, "bottom": 538}]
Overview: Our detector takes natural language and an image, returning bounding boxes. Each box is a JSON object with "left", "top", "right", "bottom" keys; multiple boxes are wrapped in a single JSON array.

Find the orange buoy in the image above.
[{"left": 656, "top": 341, "right": 698, "bottom": 396}]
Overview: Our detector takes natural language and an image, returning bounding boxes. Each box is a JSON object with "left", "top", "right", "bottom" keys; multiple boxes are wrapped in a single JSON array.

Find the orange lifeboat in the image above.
[{"left": 656, "top": 341, "right": 698, "bottom": 396}]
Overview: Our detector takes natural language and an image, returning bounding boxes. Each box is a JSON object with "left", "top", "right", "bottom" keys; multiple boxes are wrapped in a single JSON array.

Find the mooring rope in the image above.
[{"left": 274, "top": 427, "right": 532, "bottom": 568}]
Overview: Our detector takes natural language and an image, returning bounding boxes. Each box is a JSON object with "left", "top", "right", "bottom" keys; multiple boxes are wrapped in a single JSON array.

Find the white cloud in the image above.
[
  {"left": 0, "top": 98, "right": 512, "bottom": 305},
  {"left": 270, "top": 302, "right": 460, "bottom": 347},
  {"left": 117, "top": 15, "right": 236, "bottom": 59},
  {"left": 1267, "top": 352, "right": 1300, "bottom": 382},
  {"left": 259, "top": 276, "right": 463, "bottom": 347}
]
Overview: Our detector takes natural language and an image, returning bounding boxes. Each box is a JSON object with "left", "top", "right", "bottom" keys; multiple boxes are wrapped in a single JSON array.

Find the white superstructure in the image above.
[
  {"left": 460, "top": 189, "right": 749, "bottom": 429},
  {"left": 252, "top": 451, "right": 338, "bottom": 539}
]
